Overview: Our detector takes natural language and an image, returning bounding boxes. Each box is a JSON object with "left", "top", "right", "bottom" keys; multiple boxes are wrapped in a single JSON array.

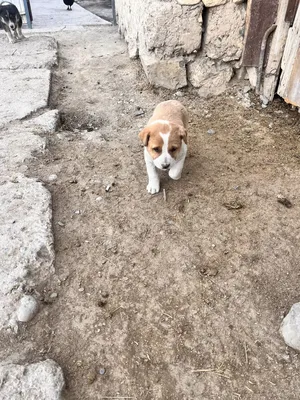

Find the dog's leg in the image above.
[
  {"left": 16, "top": 21, "right": 25, "bottom": 39},
  {"left": 169, "top": 158, "right": 185, "bottom": 180},
  {"left": 169, "top": 148, "right": 187, "bottom": 181},
  {"left": 4, "top": 26, "right": 16, "bottom": 43},
  {"left": 16, "top": 27, "right": 25, "bottom": 39},
  {"left": 144, "top": 149, "right": 160, "bottom": 194}
]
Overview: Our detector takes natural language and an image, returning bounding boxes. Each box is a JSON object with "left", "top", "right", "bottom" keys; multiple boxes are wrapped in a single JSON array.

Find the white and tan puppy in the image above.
[{"left": 139, "top": 100, "right": 188, "bottom": 194}]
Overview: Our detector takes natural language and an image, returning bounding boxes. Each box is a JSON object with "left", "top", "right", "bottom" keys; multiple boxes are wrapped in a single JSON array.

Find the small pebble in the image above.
[
  {"left": 50, "top": 293, "right": 58, "bottom": 299},
  {"left": 134, "top": 109, "right": 145, "bottom": 117},
  {"left": 174, "top": 91, "right": 184, "bottom": 97},
  {"left": 78, "top": 288, "right": 85, "bottom": 292},
  {"left": 17, "top": 295, "right": 39, "bottom": 322},
  {"left": 243, "top": 85, "right": 251, "bottom": 93},
  {"left": 87, "top": 370, "right": 97, "bottom": 384},
  {"left": 99, "top": 368, "right": 106, "bottom": 375},
  {"left": 57, "top": 221, "right": 65, "bottom": 227},
  {"left": 74, "top": 210, "right": 81, "bottom": 214},
  {"left": 48, "top": 174, "right": 58, "bottom": 182},
  {"left": 277, "top": 194, "right": 292, "bottom": 208},
  {"left": 105, "top": 185, "right": 112, "bottom": 192},
  {"left": 97, "top": 299, "right": 108, "bottom": 307},
  {"left": 207, "top": 129, "right": 215, "bottom": 135}
]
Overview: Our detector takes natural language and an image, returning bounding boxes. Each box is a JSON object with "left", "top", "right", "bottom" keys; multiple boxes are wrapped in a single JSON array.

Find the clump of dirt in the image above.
[{"left": 2, "top": 26, "right": 300, "bottom": 400}]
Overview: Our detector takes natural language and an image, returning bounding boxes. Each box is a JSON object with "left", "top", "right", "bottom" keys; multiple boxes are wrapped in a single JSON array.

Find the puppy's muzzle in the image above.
[
  {"left": 10, "top": 24, "right": 16, "bottom": 30},
  {"left": 161, "top": 163, "right": 170, "bottom": 170}
]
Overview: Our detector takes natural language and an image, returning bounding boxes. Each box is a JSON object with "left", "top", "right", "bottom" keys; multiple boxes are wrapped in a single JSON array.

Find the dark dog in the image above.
[{"left": 0, "top": 2, "right": 25, "bottom": 43}]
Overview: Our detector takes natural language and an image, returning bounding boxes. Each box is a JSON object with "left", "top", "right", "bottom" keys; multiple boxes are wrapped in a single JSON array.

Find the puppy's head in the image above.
[{"left": 139, "top": 121, "right": 187, "bottom": 171}]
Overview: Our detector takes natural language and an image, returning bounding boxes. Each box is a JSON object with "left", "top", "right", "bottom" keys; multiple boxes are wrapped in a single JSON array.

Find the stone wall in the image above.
[{"left": 115, "top": 0, "right": 247, "bottom": 95}]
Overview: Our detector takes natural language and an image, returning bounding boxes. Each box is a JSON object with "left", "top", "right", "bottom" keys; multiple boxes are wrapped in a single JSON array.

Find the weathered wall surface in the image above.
[{"left": 115, "top": 0, "right": 247, "bottom": 95}]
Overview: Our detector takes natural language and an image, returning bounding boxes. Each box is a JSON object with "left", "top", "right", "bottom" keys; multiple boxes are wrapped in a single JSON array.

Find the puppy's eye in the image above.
[
  {"left": 152, "top": 147, "right": 160, "bottom": 153},
  {"left": 170, "top": 147, "right": 178, "bottom": 152}
]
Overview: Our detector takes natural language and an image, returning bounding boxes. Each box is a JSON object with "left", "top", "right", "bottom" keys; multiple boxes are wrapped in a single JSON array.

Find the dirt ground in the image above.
[{"left": 2, "top": 26, "right": 300, "bottom": 399}]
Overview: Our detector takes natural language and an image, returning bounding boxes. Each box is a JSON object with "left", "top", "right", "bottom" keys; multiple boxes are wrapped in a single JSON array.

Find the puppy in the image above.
[
  {"left": 139, "top": 100, "right": 188, "bottom": 194},
  {"left": 0, "top": 2, "right": 25, "bottom": 43}
]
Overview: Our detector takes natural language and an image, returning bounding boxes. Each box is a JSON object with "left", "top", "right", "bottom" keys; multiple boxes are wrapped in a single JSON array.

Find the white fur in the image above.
[{"left": 144, "top": 131, "right": 187, "bottom": 194}]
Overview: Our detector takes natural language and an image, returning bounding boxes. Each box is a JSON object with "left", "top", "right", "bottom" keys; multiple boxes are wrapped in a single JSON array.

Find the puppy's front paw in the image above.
[
  {"left": 147, "top": 181, "right": 160, "bottom": 194},
  {"left": 169, "top": 169, "right": 182, "bottom": 180}
]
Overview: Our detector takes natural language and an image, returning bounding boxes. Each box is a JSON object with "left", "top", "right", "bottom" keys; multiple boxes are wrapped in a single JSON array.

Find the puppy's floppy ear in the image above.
[
  {"left": 139, "top": 127, "right": 151, "bottom": 146},
  {"left": 177, "top": 125, "right": 187, "bottom": 144}
]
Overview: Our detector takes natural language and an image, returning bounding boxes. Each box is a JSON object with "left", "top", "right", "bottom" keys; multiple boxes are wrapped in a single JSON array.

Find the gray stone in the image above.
[
  {"left": 203, "top": 1, "right": 246, "bottom": 62},
  {"left": 207, "top": 129, "right": 216, "bottom": 135},
  {"left": 0, "top": 36, "right": 58, "bottom": 70},
  {"left": 188, "top": 57, "right": 233, "bottom": 97},
  {"left": 0, "top": 176, "right": 54, "bottom": 330},
  {"left": 281, "top": 303, "right": 300, "bottom": 351},
  {"left": 23, "top": 110, "right": 60, "bottom": 134},
  {"left": 0, "top": 360, "right": 64, "bottom": 400},
  {"left": 115, "top": 0, "right": 203, "bottom": 59},
  {"left": 177, "top": 0, "right": 201, "bottom": 4},
  {"left": 202, "top": 0, "right": 227, "bottom": 6},
  {"left": 16, "top": 295, "right": 39, "bottom": 322},
  {"left": 141, "top": 54, "right": 187, "bottom": 90},
  {"left": 48, "top": 174, "right": 58, "bottom": 182},
  {"left": 0, "top": 69, "right": 51, "bottom": 128},
  {"left": 0, "top": 122, "right": 46, "bottom": 177}
]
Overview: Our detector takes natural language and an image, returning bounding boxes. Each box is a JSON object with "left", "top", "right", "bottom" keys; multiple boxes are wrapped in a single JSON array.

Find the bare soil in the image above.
[{"left": 3, "top": 26, "right": 300, "bottom": 399}]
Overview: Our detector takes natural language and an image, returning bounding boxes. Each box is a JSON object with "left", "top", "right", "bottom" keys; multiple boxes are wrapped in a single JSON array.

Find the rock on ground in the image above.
[
  {"left": 0, "top": 360, "right": 64, "bottom": 400},
  {"left": 0, "top": 36, "right": 58, "bottom": 70},
  {"left": 0, "top": 176, "right": 54, "bottom": 330},
  {"left": 0, "top": 110, "right": 59, "bottom": 178},
  {"left": 0, "top": 69, "right": 51, "bottom": 128},
  {"left": 281, "top": 303, "right": 300, "bottom": 351}
]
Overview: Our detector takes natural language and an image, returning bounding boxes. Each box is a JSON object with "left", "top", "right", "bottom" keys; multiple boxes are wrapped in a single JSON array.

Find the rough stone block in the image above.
[
  {"left": 188, "top": 56, "right": 233, "bottom": 97},
  {"left": 281, "top": 303, "right": 300, "bottom": 351},
  {"left": 0, "top": 36, "right": 58, "bottom": 70},
  {"left": 0, "top": 360, "right": 64, "bottom": 400},
  {"left": 116, "top": 0, "right": 203, "bottom": 59},
  {"left": 203, "top": 1, "right": 246, "bottom": 62},
  {"left": 177, "top": 0, "right": 201, "bottom": 5},
  {"left": 0, "top": 176, "right": 54, "bottom": 330},
  {"left": 0, "top": 69, "right": 51, "bottom": 128},
  {"left": 141, "top": 54, "right": 187, "bottom": 90},
  {"left": 202, "top": 0, "right": 227, "bottom": 6}
]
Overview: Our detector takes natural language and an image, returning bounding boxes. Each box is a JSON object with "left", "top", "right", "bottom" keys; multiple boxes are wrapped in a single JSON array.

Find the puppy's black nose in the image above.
[{"left": 162, "top": 163, "right": 170, "bottom": 170}]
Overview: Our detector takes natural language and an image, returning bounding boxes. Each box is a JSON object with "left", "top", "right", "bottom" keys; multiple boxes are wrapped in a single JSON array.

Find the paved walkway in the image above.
[{"left": 27, "top": 0, "right": 110, "bottom": 30}]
